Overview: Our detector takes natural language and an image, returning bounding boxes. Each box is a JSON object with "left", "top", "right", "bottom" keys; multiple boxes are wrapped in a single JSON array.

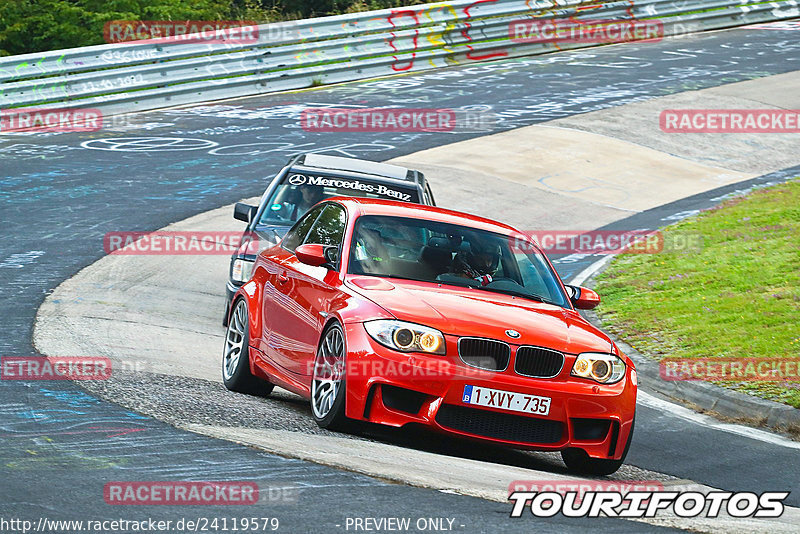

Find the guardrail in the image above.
[{"left": 0, "top": 0, "right": 797, "bottom": 117}]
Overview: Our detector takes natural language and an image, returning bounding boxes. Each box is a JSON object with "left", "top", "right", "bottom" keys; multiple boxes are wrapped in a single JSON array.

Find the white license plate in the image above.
[{"left": 461, "top": 385, "right": 551, "bottom": 416}]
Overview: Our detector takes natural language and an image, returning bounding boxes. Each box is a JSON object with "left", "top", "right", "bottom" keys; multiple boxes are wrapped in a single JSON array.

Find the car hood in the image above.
[{"left": 346, "top": 276, "right": 612, "bottom": 354}]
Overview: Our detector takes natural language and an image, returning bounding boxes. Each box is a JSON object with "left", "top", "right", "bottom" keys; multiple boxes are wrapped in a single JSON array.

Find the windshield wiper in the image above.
[
  {"left": 473, "top": 285, "right": 560, "bottom": 306},
  {"left": 383, "top": 274, "right": 481, "bottom": 291}
]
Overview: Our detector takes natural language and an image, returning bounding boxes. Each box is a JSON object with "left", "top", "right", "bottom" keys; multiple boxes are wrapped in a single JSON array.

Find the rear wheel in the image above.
[
  {"left": 561, "top": 417, "right": 634, "bottom": 476},
  {"left": 222, "top": 298, "right": 273, "bottom": 396},
  {"left": 311, "top": 323, "right": 350, "bottom": 431}
]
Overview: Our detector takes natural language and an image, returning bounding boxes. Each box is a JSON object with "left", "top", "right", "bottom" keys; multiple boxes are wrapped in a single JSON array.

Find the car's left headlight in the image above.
[
  {"left": 364, "top": 320, "right": 446, "bottom": 355},
  {"left": 571, "top": 352, "right": 626, "bottom": 384},
  {"left": 231, "top": 258, "right": 255, "bottom": 282}
]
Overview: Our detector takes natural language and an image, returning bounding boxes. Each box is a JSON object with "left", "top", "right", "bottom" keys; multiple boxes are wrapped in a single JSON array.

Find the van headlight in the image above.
[
  {"left": 571, "top": 353, "right": 625, "bottom": 384},
  {"left": 364, "top": 320, "right": 446, "bottom": 355},
  {"left": 231, "top": 258, "right": 255, "bottom": 282}
]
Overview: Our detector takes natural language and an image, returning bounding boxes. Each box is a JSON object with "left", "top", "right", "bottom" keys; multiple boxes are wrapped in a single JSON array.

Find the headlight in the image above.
[
  {"left": 364, "top": 320, "right": 446, "bottom": 355},
  {"left": 231, "top": 258, "right": 255, "bottom": 282},
  {"left": 571, "top": 353, "right": 625, "bottom": 384}
]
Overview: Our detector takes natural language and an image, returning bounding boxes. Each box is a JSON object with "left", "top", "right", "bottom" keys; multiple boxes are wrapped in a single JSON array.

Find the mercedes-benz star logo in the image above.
[
  {"left": 288, "top": 174, "right": 307, "bottom": 185},
  {"left": 505, "top": 329, "right": 521, "bottom": 339}
]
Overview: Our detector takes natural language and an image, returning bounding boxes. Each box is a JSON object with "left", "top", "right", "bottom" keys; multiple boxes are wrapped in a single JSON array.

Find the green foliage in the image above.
[
  {"left": 595, "top": 180, "right": 800, "bottom": 407},
  {"left": 236, "top": 0, "right": 421, "bottom": 19},
  {"left": 0, "top": 0, "right": 227, "bottom": 56},
  {"left": 0, "top": 0, "right": 431, "bottom": 56}
]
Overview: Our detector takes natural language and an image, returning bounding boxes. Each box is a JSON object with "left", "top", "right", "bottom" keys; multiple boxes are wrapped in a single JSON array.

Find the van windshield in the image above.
[{"left": 258, "top": 173, "right": 418, "bottom": 225}]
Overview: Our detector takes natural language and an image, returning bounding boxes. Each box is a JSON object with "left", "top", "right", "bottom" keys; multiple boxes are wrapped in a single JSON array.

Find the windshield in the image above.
[
  {"left": 258, "top": 172, "right": 419, "bottom": 226},
  {"left": 347, "top": 215, "right": 571, "bottom": 308}
]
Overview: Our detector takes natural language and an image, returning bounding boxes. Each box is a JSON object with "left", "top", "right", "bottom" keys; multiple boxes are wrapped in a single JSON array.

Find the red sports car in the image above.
[{"left": 223, "top": 198, "right": 637, "bottom": 474}]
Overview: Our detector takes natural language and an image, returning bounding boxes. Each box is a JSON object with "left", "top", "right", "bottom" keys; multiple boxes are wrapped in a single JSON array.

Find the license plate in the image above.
[{"left": 461, "top": 385, "right": 551, "bottom": 416}]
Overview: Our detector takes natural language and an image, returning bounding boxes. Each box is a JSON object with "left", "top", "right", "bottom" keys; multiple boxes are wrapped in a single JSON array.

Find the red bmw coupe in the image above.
[{"left": 223, "top": 198, "right": 637, "bottom": 474}]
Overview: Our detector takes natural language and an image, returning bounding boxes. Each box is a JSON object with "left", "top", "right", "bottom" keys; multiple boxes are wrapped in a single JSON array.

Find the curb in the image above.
[{"left": 579, "top": 269, "right": 800, "bottom": 436}]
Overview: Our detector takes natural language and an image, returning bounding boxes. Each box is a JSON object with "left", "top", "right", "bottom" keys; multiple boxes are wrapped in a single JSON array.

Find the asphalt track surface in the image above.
[{"left": 2, "top": 26, "right": 799, "bottom": 532}]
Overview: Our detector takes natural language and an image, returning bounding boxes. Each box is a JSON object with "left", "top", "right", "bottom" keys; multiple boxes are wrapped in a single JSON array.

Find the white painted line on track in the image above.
[
  {"left": 638, "top": 391, "right": 800, "bottom": 450},
  {"left": 569, "top": 255, "right": 614, "bottom": 286}
]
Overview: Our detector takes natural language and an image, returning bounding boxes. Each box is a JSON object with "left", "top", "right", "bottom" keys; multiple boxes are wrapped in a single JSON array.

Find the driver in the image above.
[
  {"left": 451, "top": 235, "right": 501, "bottom": 286},
  {"left": 289, "top": 186, "right": 326, "bottom": 220}
]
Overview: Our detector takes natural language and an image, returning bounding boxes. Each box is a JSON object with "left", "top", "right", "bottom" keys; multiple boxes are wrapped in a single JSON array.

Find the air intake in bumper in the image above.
[
  {"left": 435, "top": 404, "right": 563, "bottom": 444},
  {"left": 381, "top": 385, "right": 428, "bottom": 415},
  {"left": 571, "top": 418, "right": 612, "bottom": 441}
]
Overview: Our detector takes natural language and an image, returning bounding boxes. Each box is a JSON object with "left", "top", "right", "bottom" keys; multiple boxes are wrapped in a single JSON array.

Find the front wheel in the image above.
[
  {"left": 311, "top": 323, "right": 350, "bottom": 431},
  {"left": 222, "top": 298, "right": 273, "bottom": 396},
  {"left": 561, "top": 417, "right": 634, "bottom": 476}
]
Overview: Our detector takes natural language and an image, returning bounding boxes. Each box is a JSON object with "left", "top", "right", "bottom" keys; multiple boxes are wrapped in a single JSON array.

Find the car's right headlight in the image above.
[
  {"left": 571, "top": 352, "right": 626, "bottom": 384},
  {"left": 364, "top": 320, "right": 446, "bottom": 355},
  {"left": 231, "top": 258, "right": 255, "bottom": 283}
]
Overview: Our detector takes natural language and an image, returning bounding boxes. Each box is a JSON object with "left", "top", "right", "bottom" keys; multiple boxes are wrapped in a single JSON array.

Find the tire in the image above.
[
  {"left": 310, "top": 322, "right": 350, "bottom": 431},
  {"left": 222, "top": 298, "right": 274, "bottom": 396},
  {"left": 561, "top": 417, "right": 635, "bottom": 476}
]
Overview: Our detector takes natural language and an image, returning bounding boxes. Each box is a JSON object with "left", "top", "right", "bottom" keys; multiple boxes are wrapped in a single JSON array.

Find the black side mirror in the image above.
[
  {"left": 234, "top": 203, "right": 257, "bottom": 223},
  {"left": 565, "top": 285, "right": 578, "bottom": 300}
]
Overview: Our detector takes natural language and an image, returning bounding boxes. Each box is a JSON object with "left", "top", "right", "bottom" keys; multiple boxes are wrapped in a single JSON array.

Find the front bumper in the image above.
[{"left": 343, "top": 323, "right": 636, "bottom": 460}]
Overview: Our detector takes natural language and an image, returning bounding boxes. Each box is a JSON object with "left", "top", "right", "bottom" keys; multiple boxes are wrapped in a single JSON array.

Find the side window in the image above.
[
  {"left": 304, "top": 204, "right": 346, "bottom": 247},
  {"left": 303, "top": 204, "right": 347, "bottom": 265},
  {"left": 282, "top": 204, "right": 325, "bottom": 252}
]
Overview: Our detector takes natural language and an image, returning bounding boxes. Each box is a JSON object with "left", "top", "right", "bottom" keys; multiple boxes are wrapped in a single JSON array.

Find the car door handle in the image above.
[{"left": 277, "top": 273, "right": 289, "bottom": 284}]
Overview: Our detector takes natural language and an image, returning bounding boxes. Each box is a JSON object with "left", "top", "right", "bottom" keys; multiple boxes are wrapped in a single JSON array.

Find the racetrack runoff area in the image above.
[{"left": 30, "top": 56, "right": 800, "bottom": 532}]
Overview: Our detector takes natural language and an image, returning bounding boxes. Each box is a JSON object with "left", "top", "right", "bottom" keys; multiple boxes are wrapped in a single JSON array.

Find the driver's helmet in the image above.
[{"left": 466, "top": 235, "right": 501, "bottom": 276}]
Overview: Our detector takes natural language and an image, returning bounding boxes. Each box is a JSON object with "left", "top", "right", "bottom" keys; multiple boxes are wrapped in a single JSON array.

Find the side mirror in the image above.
[
  {"left": 566, "top": 285, "right": 600, "bottom": 310},
  {"left": 295, "top": 244, "right": 328, "bottom": 267},
  {"left": 234, "top": 202, "right": 257, "bottom": 223}
]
